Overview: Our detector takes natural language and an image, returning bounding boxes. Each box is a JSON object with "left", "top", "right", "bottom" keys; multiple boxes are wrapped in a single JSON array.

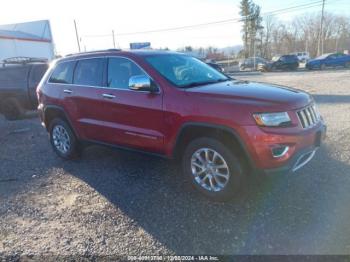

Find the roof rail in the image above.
[
  {"left": 66, "top": 48, "right": 122, "bottom": 57},
  {"left": 1, "top": 57, "right": 48, "bottom": 66}
]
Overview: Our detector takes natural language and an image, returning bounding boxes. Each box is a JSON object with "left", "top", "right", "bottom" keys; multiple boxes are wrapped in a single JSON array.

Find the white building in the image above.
[{"left": 0, "top": 20, "right": 55, "bottom": 62}]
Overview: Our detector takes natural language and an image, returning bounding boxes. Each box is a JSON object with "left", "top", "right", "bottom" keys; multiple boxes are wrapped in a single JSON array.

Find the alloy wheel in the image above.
[
  {"left": 52, "top": 125, "right": 71, "bottom": 154},
  {"left": 191, "top": 148, "right": 230, "bottom": 192}
]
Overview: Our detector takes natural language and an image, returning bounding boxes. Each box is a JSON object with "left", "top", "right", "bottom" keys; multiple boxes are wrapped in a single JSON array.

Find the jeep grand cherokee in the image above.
[{"left": 37, "top": 50, "right": 326, "bottom": 201}]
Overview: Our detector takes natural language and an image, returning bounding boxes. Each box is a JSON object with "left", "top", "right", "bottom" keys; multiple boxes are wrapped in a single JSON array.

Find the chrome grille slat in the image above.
[
  {"left": 314, "top": 109, "right": 318, "bottom": 121},
  {"left": 301, "top": 110, "right": 309, "bottom": 126},
  {"left": 297, "top": 105, "right": 319, "bottom": 129},
  {"left": 305, "top": 108, "right": 314, "bottom": 125},
  {"left": 309, "top": 107, "right": 317, "bottom": 122},
  {"left": 297, "top": 112, "right": 305, "bottom": 127},
  {"left": 307, "top": 107, "right": 314, "bottom": 123}
]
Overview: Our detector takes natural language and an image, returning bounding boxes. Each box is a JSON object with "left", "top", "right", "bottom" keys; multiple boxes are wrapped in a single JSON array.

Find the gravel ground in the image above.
[{"left": 0, "top": 69, "right": 350, "bottom": 258}]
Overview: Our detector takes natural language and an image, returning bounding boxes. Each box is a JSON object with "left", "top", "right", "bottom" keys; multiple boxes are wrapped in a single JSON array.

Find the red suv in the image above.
[{"left": 37, "top": 50, "right": 326, "bottom": 201}]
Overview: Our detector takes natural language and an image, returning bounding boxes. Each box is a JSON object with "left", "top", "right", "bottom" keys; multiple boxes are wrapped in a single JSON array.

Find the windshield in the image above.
[
  {"left": 316, "top": 54, "right": 331, "bottom": 59},
  {"left": 145, "top": 54, "right": 229, "bottom": 88},
  {"left": 272, "top": 56, "right": 280, "bottom": 61}
]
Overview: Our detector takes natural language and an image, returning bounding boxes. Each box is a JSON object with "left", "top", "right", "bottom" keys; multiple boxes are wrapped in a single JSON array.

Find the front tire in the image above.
[
  {"left": 182, "top": 137, "right": 245, "bottom": 201},
  {"left": 49, "top": 118, "right": 80, "bottom": 159},
  {"left": 345, "top": 62, "right": 350, "bottom": 68}
]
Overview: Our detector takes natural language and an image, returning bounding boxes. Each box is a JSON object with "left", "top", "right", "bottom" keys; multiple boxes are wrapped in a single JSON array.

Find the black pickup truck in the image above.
[{"left": 0, "top": 58, "right": 48, "bottom": 120}]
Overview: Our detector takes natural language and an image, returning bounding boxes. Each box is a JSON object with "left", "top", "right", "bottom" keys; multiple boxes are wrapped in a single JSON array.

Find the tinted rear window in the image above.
[
  {"left": 49, "top": 61, "right": 75, "bottom": 84},
  {"left": 30, "top": 64, "right": 48, "bottom": 84},
  {"left": 73, "top": 58, "right": 104, "bottom": 86}
]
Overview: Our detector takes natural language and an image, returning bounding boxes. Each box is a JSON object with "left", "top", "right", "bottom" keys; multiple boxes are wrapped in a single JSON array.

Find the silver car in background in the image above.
[{"left": 239, "top": 57, "right": 268, "bottom": 71}]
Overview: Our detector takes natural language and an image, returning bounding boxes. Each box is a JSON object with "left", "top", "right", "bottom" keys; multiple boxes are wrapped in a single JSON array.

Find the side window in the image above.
[
  {"left": 107, "top": 57, "right": 146, "bottom": 89},
  {"left": 49, "top": 61, "right": 75, "bottom": 84},
  {"left": 74, "top": 58, "right": 104, "bottom": 86}
]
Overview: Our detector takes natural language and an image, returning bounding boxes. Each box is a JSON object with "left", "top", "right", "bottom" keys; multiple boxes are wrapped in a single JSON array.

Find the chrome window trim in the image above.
[{"left": 46, "top": 55, "right": 162, "bottom": 94}]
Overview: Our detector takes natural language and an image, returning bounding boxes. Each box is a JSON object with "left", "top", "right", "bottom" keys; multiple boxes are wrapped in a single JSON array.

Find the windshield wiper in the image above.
[{"left": 180, "top": 78, "right": 229, "bottom": 88}]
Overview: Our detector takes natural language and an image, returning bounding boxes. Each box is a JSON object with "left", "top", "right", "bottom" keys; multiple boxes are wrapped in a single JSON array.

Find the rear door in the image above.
[
  {"left": 47, "top": 59, "right": 76, "bottom": 113},
  {"left": 81, "top": 56, "right": 164, "bottom": 154},
  {"left": 276, "top": 56, "right": 286, "bottom": 69},
  {"left": 335, "top": 53, "right": 348, "bottom": 66},
  {"left": 325, "top": 54, "right": 336, "bottom": 67},
  {"left": 67, "top": 57, "right": 107, "bottom": 140}
]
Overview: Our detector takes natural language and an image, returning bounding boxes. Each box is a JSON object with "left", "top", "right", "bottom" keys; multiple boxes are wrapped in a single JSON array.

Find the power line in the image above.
[
  {"left": 83, "top": 0, "right": 327, "bottom": 38},
  {"left": 117, "top": 1, "right": 325, "bottom": 35}
]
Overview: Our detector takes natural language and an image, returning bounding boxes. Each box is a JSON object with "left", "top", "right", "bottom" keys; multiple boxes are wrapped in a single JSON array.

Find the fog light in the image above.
[{"left": 272, "top": 146, "right": 289, "bottom": 158}]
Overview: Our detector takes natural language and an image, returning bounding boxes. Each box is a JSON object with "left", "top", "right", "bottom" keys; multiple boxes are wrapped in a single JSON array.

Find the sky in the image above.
[{"left": 0, "top": 0, "right": 348, "bottom": 55}]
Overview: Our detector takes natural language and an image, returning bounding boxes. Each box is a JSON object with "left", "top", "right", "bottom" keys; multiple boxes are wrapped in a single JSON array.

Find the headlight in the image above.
[{"left": 253, "top": 112, "right": 291, "bottom": 127}]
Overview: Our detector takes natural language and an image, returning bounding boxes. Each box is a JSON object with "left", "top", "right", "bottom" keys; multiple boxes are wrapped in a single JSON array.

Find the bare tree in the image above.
[{"left": 260, "top": 12, "right": 350, "bottom": 58}]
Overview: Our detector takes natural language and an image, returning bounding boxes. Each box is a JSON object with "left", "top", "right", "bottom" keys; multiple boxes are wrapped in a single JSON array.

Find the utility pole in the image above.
[
  {"left": 74, "top": 20, "right": 81, "bottom": 52},
  {"left": 253, "top": 39, "right": 256, "bottom": 70},
  {"left": 112, "top": 30, "right": 116, "bottom": 48},
  {"left": 317, "top": 0, "right": 325, "bottom": 56},
  {"left": 305, "top": 30, "right": 308, "bottom": 54}
]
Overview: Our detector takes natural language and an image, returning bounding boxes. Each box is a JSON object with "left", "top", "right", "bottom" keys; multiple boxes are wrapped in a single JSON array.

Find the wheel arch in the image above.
[
  {"left": 43, "top": 105, "right": 79, "bottom": 138},
  {"left": 172, "top": 122, "right": 255, "bottom": 172}
]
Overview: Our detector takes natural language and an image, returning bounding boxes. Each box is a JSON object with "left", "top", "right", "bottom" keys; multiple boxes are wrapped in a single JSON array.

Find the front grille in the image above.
[{"left": 297, "top": 105, "right": 319, "bottom": 129}]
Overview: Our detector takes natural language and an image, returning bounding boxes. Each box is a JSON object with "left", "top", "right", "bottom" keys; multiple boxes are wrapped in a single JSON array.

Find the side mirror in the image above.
[{"left": 128, "top": 75, "right": 158, "bottom": 93}]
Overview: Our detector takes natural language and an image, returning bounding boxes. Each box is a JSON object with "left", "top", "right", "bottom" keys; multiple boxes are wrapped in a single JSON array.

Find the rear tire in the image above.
[
  {"left": 49, "top": 118, "right": 81, "bottom": 159},
  {"left": 1, "top": 98, "right": 24, "bottom": 120},
  {"left": 182, "top": 137, "right": 245, "bottom": 202}
]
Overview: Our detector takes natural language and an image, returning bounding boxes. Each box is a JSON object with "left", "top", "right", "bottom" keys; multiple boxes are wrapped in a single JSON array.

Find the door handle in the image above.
[
  {"left": 102, "top": 93, "right": 116, "bottom": 99},
  {"left": 63, "top": 89, "right": 73, "bottom": 94}
]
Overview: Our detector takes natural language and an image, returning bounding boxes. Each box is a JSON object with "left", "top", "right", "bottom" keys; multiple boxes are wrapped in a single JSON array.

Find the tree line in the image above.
[{"left": 240, "top": 0, "right": 350, "bottom": 59}]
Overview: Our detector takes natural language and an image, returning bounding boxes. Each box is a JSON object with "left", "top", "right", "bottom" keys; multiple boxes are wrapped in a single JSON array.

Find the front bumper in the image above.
[
  {"left": 262, "top": 144, "right": 319, "bottom": 175},
  {"left": 265, "top": 123, "right": 326, "bottom": 175},
  {"left": 243, "top": 121, "right": 327, "bottom": 175}
]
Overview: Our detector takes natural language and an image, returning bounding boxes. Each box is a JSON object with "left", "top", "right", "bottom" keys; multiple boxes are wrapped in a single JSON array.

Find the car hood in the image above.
[{"left": 185, "top": 80, "right": 312, "bottom": 111}]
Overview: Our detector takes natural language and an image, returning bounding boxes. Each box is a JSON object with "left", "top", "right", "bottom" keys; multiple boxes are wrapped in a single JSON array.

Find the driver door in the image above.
[{"left": 87, "top": 57, "right": 165, "bottom": 154}]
